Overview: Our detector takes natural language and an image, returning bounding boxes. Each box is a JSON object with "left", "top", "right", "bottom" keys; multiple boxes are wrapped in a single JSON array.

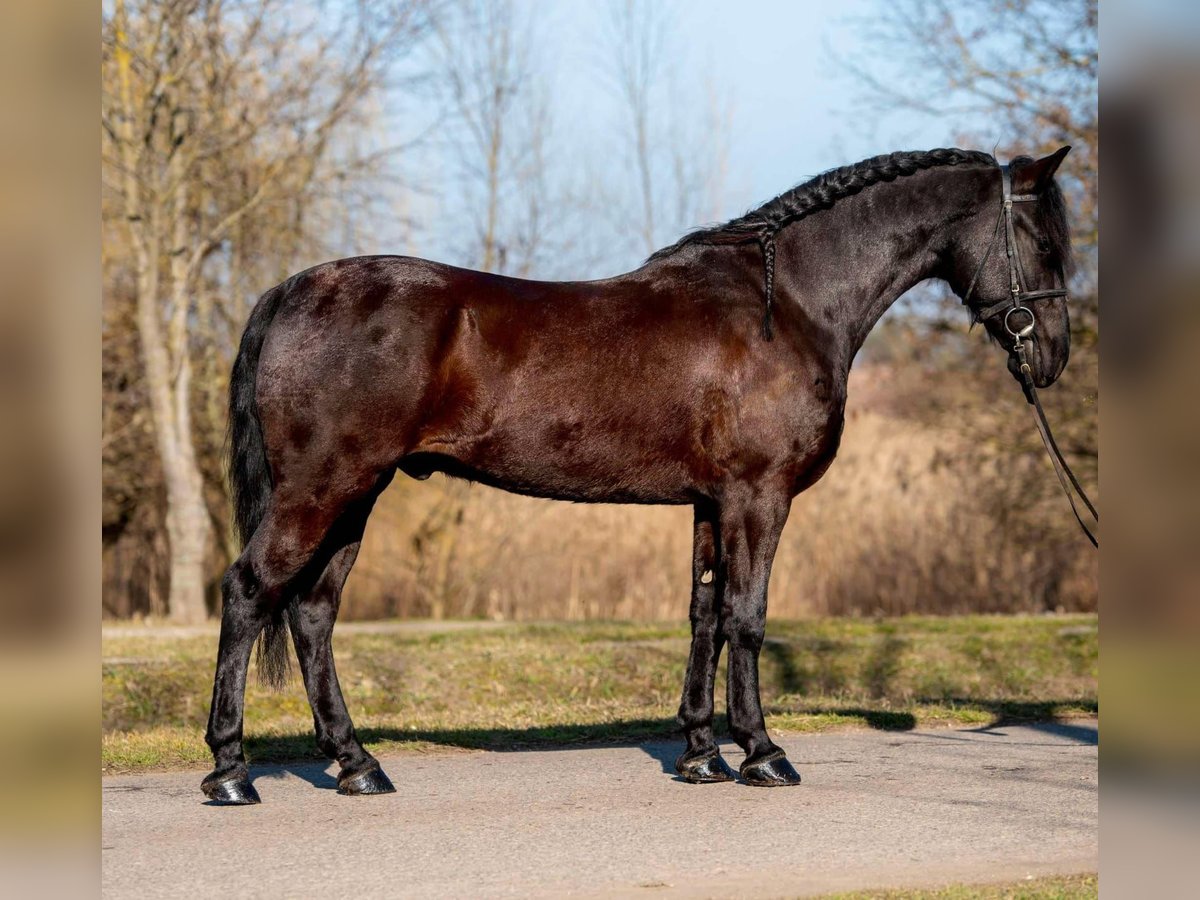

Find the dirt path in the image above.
[{"left": 102, "top": 721, "right": 1097, "bottom": 898}]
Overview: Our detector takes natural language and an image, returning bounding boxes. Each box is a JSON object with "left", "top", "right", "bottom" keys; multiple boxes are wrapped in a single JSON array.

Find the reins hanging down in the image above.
[
  {"left": 1015, "top": 342, "right": 1099, "bottom": 547},
  {"left": 964, "top": 165, "right": 1098, "bottom": 547}
]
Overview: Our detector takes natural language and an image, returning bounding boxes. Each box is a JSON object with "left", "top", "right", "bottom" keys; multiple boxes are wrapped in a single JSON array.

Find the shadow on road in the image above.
[
  {"left": 924, "top": 699, "right": 1099, "bottom": 745},
  {"left": 253, "top": 760, "right": 341, "bottom": 790},
  {"left": 240, "top": 698, "right": 1095, "bottom": 777},
  {"left": 959, "top": 719, "right": 1098, "bottom": 745}
]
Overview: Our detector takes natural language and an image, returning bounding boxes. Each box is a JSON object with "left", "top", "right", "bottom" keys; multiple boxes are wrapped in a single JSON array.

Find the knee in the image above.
[
  {"left": 220, "top": 561, "right": 270, "bottom": 620},
  {"left": 689, "top": 602, "right": 718, "bottom": 634},
  {"left": 222, "top": 560, "right": 254, "bottom": 598},
  {"left": 722, "top": 611, "right": 764, "bottom": 650}
]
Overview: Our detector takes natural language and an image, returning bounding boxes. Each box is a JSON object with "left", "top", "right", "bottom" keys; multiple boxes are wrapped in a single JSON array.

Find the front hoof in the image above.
[
  {"left": 201, "top": 771, "right": 261, "bottom": 805},
  {"left": 338, "top": 766, "right": 395, "bottom": 796},
  {"left": 740, "top": 750, "right": 802, "bottom": 787},
  {"left": 675, "top": 750, "right": 736, "bottom": 784}
]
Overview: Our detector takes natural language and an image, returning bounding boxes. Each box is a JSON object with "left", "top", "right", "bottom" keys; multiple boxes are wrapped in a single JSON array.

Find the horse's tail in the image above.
[{"left": 228, "top": 280, "right": 290, "bottom": 689}]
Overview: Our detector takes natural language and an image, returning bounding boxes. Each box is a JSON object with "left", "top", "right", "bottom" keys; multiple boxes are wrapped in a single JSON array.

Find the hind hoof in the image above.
[
  {"left": 675, "top": 750, "right": 736, "bottom": 784},
  {"left": 201, "top": 772, "right": 261, "bottom": 805},
  {"left": 740, "top": 750, "right": 802, "bottom": 787},
  {"left": 338, "top": 766, "right": 395, "bottom": 796}
]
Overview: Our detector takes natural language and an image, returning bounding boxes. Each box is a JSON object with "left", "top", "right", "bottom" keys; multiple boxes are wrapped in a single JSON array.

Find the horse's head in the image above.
[{"left": 951, "top": 147, "right": 1074, "bottom": 388}]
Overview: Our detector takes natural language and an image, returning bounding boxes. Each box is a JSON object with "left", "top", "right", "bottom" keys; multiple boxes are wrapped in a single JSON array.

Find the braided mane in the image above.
[
  {"left": 647, "top": 148, "right": 997, "bottom": 338},
  {"left": 649, "top": 148, "right": 996, "bottom": 260}
]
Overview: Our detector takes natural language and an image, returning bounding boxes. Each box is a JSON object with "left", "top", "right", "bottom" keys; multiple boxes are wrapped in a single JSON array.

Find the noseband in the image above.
[{"left": 962, "top": 165, "right": 1097, "bottom": 547}]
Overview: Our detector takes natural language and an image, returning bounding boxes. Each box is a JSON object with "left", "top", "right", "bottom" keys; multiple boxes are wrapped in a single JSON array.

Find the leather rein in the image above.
[{"left": 961, "top": 165, "right": 1099, "bottom": 547}]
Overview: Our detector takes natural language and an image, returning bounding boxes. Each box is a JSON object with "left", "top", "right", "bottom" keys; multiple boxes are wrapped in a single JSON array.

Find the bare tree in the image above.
[
  {"left": 666, "top": 76, "right": 735, "bottom": 232},
  {"left": 431, "top": 0, "right": 553, "bottom": 275},
  {"left": 506, "top": 80, "right": 554, "bottom": 277},
  {"left": 604, "top": 0, "right": 669, "bottom": 255},
  {"left": 601, "top": 1, "right": 734, "bottom": 259},
  {"left": 836, "top": 0, "right": 1097, "bottom": 349},
  {"left": 102, "top": 0, "right": 431, "bottom": 621},
  {"left": 836, "top": 0, "right": 1097, "bottom": 250}
]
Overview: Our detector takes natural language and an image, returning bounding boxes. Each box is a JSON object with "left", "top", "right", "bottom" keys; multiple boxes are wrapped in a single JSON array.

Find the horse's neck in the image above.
[{"left": 774, "top": 174, "right": 972, "bottom": 374}]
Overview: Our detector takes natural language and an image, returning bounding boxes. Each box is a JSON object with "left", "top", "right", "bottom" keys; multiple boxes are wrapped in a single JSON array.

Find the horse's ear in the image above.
[{"left": 1013, "top": 146, "right": 1071, "bottom": 194}]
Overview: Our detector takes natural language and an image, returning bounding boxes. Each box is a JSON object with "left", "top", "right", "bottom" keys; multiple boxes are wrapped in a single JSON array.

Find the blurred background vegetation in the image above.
[{"left": 101, "top": 0, "right": 1097, "bottom": 623}]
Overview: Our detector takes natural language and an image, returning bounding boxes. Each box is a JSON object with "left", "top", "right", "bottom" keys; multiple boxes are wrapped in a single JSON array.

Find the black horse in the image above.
[{"left": 203, "top": 147, "right": 1074, "bottom": 804}]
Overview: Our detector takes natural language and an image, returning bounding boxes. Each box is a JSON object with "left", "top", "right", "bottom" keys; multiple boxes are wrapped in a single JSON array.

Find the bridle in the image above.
[
  {"left": 962, "top": 165, "right": 1099, "bottom": 547},
  {"left": 961, "top": 165, "right": 1068, "bottom": 333}
]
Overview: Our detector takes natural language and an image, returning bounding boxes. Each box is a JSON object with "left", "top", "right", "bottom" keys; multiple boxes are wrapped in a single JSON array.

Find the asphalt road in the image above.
[{"left": 102, "top": 721, "right": 1097, "bottom": 898}]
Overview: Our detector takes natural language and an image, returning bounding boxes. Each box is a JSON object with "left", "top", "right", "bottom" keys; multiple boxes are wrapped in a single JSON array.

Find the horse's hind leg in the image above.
[
  {"left": 287, "top": 482, "right": 394, "bottom": 796},
  {"left": 202, "top": 478, "right": 378, "bottom": 804},
  {"left": 674, "top": 503, "right": 735, "bottom": 783}
]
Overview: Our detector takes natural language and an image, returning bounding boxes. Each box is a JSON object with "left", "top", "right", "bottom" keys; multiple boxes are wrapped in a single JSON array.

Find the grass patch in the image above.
[
  {"left": 102, "top": 614, "right": 1096, "bottom": 773},
  {"left": 821, "top": 873, "right": 1097, "bottom": 899}
]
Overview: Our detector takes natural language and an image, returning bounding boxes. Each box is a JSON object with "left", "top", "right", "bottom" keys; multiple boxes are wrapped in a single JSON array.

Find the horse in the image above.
[{"left": 202, "top": 146, "right": 1075, "bottom": 804}]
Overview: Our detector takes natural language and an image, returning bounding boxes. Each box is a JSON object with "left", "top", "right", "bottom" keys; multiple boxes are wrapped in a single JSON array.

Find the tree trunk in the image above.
[
  {"left": 162, "top": 461, "right": 212, "bottom": 625},
  {"left": 132, "top": 229, "right": 213, "bottom": 625},
  {"left": 162, "top": 342, "right": 212, "bottom": 625}
]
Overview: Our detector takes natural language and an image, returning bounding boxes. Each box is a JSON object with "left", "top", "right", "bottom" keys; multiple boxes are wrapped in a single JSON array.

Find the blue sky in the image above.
[
  {"left": 538, "top": 0, "right": 973, "bottom": 217},
  {"left": 647, "top": 1, "right": 934, "bottom": 202},
  {"left": 380, "top": 0, "right": 998, "bottom": 275}
]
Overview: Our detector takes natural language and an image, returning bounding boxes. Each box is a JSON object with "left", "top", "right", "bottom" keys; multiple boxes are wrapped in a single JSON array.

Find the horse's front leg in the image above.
[
  {"left": 720, "top": 485, "right": 802, "bottom": 786},
  {"left": 674, "top": 503, "right": 736, "bottom": 783}
]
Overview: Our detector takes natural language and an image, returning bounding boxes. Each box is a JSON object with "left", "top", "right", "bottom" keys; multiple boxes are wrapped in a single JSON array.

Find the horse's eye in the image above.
[{"left": 1036, "top": 238, "right": 1051, "bottom": 254}]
